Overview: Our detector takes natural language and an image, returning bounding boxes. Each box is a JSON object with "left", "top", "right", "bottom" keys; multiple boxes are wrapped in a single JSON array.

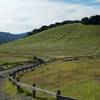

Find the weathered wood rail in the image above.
[
  {"left": 9, "top": 77, "right": 57, "bottom": 97},
  {"left": 55, "top": 55, "right": 94, "bottom": 61},
  {"left": 9, "top": 76, "right": 77, "bottom": 100},
  {"left": 9, "top": 56, "right": 92, "bottom": 100}
]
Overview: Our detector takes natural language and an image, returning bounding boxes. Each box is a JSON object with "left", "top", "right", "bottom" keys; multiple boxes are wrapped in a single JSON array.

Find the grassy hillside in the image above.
[
  {"left": 2, "top": 23, "right": 100, "bottom": 100},
  {"left": 0, "top": 23, "right": 100, "bottom": 64},
  {"left": 20, "top": 58, "right": 100, "bottom": 100}
]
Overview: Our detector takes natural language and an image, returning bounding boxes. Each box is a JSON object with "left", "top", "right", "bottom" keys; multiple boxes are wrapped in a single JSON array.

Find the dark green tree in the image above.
[
  {"left": 81, "top": 17, "right": 90, "bottom": 24},
  {"left": 90, "top": 15, "right": 100, "bottom": 25}
]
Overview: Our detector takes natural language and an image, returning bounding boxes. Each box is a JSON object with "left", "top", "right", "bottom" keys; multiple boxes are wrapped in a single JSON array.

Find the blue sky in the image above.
[
  {"left": 0, "top": 0, "right": 99, "bottom": 34},
  {"left": 60, "top": 0, "right": 100, "bottom": 5}
]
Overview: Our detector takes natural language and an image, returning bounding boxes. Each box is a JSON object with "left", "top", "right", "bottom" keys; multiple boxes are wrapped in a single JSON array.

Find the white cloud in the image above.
[
  {"left": 95, "top": 0, "right": 100, "bottom": 2},
  {"left": 0, "top": 0, "right": 99, "bottom": 34}
]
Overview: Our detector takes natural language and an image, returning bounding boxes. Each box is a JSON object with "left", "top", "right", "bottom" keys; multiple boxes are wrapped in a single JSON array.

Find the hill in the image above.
[
  {"left": 0, "top": 32, "right": 26, "bottom": 44},
  {"left": 1, "top": 23, "right": 100, "bottom": 100},
  {"left": 20, "top": 58, "right": 100, "bottom": 100},
  {"left": 27, "top": 15, "right": 100, "bottom": 36},
  {"left": 0, "top": 23, "right": 100, "bottom": 64}
]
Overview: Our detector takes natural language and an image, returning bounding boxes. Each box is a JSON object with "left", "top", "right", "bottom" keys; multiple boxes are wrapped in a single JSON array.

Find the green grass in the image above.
[
  {"left": 4, "top": 80, "right": 55, "bottom": 100},
  {"left": 4, "top": 80, "right": 17, "bottom": 96},
  {"left": 0, "top": 23, "right": 100, "bottom": 64},
  {"left": 20, "top": 58, "right": 100, "bottom": 100},
  {"left": 2, "top": 23, "right": 100, "bottom": 99}
]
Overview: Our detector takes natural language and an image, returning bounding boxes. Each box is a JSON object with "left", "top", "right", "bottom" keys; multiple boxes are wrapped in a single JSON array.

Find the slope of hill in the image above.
[
  {"left": 1, "top": 23, "right": 100, "bottom": 100},
  {"left": 0, "top": 23, "right": 100, "bottom": 63},
  {"left": 20, "top": 58, "right": 100, "bottom": 100},
  {"left": 0, "top": 32, "right": 26, "bottom": 44}
]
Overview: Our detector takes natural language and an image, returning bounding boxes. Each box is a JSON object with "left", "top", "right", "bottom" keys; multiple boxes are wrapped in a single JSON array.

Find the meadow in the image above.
[
  {"left": 0, "top": 23, "right": 100, "bottom": 65},
  {"left": 1, "top": 23, "right": 100, "bottom": 100},
  {"left": 5, "top": 57, "right": 100, "bottom": 100}
]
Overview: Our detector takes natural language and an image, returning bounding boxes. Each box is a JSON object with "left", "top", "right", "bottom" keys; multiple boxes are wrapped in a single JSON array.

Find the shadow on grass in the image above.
[
  {"left": 36, "top": 96, "right": 49, "bottom": 100},
  {"left": 24, "top": 90, "right": 49, "bottom": 100},
  {"left": 18, "top": 87, "right": 24, "bottom": 93}
]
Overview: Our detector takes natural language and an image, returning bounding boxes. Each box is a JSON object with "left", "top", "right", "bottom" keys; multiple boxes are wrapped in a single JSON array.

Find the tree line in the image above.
[
  {"left": 81, "top": 15, "right": 100, "bottom": 25},
  {"left": 27, "top": 20, "right": 80, "bottom": 36},
  {"left": 27, "top": 15, "right": 100, "bottom": 36}
]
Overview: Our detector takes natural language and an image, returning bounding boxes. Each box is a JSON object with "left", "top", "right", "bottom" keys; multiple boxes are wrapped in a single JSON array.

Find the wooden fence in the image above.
[
  {"left": 8, "top": 57, "right": 82, "bottom": 100},
  {"left": 9, "top": 77, "right": 77, "bottom": 100}
]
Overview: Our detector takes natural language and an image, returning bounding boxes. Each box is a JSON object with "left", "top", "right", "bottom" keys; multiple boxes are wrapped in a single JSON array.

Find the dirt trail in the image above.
[
  {"left": 0, "top": 64, "right": 34, "bottom": 100},
  {"left": 0, "top": 77, "right": 12, "bottom": 100}
]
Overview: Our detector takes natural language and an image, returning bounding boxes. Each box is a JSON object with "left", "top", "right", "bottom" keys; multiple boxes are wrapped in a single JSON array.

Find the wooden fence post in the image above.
[
  {"left": 12, "top": 73, "right": 16, "bottom": 79},
  {"left": 8, "top": 77, "right": 11, "bottom": 82},
  {"left": 31, "top": 67, "right": 34, "bottom": 71},
  {"left": 23, "top": 68, "right": 25, "bottom": 73},
  {"left": 16, "top": 77, "right": 20, "bottom": 82},
  {"left": 32, "top": 83, "right": 36, "bottom": 98},
  {"left": 17, "top": 70, "right": 20, "bottom": 76},
  {"left": 16, "top": 84, "right": 21, "bottom": 92},
  {"left": 56, "top": 90, "right": 61, "bottom": 100}
]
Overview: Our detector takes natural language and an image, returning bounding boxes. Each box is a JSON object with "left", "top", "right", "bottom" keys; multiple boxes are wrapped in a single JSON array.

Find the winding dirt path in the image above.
[
  {"left": 0, "top": 64, "right": 34, "bottom": 100},
  {"left": 0, "top": 77, "right": 11, "bottom": 100}
]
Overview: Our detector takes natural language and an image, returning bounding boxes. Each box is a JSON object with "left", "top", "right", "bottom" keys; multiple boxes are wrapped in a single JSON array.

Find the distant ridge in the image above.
[{"left": 0, "top": 32, "right": 26, "bottom": 44}]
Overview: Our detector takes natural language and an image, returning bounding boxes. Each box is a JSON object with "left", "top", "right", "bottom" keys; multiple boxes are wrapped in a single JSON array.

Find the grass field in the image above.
[
  {"left": 19, "top": 58, "right": 100, "bottom": 100},
  {"left": 0, "top": 23, "right": 100, "bottom": 64},
  {"left": 1, "top": 23, "right": 100, "bottom": 100}
]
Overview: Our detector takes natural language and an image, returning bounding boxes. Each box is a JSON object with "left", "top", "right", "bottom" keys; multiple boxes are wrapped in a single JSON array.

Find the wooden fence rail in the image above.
[
  {"left": 9, "top": 77, "right": 77, "bottom": 100},
  {"left": 9, "top": 77, "right": 57, "bottom": 96},
  {"left": 8, "top": 57, "right": 80, "bottom": 100}
]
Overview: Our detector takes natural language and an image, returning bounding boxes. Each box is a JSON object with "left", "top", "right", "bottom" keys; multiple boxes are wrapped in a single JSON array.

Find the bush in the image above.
[
  {"left": 81, "top": 15, "right": 100, "bottom": 25},
  {"left": 81, "top": 17, "right": 90, "bottom": 24},
  {"left": 90, "top": 15, "right": 100, "bottom": 25}
]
